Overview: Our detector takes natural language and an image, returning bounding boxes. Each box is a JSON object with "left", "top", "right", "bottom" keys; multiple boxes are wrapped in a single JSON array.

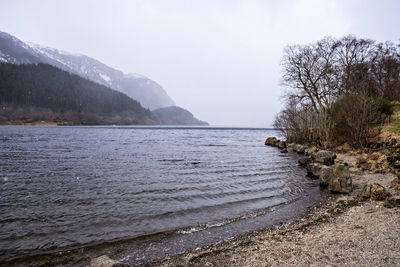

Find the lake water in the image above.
[{"left": 0, "top": 126, "right": 323, "bottom": 265}]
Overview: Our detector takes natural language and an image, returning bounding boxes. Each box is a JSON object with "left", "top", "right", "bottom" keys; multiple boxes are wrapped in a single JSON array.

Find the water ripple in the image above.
[{"left": 0, "top": 126, "right": 317, "bottom": 262}]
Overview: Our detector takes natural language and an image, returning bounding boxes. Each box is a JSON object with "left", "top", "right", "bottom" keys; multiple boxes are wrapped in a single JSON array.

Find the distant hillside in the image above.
[
  {"left": 0, "top": 63, "right": 155, "bottom": 125},
  {"left": 0, "top": 30, "right": 175, "bottom": 109},
  {"left": 152, "top": 106, "right": 209, "bottom": 126},
  {"left": 0, "top": 31, "right": 209, "bottom": 126}
]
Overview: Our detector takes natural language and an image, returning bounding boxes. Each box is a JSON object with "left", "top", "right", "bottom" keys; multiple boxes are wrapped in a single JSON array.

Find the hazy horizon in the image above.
[{"left": 1, "top": 0, "right": 399, "bottom": 126}]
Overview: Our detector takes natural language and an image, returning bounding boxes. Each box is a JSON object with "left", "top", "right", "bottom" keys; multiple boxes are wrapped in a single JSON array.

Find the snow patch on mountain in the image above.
[
  {"left": 99, "top": 73, "right": 111, "bottom": 83},
  {"left": 0, "top": 51, "right": 8, "bottom": 62},
  {"left": 0, "top": 31, "right": 176, "bottom": 109},
  {"left": 126, "top": 73, "right": 147, "bottom": 79},
  {"left": 28, "top": 42, "right": 82, "bottom": 57}
]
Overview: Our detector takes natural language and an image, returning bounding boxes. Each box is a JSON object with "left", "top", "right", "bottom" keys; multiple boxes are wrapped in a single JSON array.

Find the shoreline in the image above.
[
  {"left": 2, "top": 143, "right": 399, "bottom": 266},
  {"left": 2, "top": 176, "right": 326, "bottom": 267},
  {"left": 0, "top": 121, "right": 60, "bottom": 126},
  {"left": 155, "top": 152, "right": 400, "bottom": 266},
  {"left": 0, "top": 124, "right": 273, "bottom": 130},
  {"left": 0, "top": 137, "right": 325, "bottom": 267}
]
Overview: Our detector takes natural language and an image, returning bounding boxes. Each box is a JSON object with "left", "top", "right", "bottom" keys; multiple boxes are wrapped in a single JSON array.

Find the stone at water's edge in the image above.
[
  {"left": 313, "top": 150, "right": 337, "bottom": 166},
  {"left": 292, "top": 144, "right": 307, "bottom": 154},
  {"left": 264, "top": 139, "right": 352, "bottom": 194},
  {"left": 265, "top": 137, "right": 287, "bottom": 149},
  {"left": 298, "top": 156, "right": 312, "bottom": 167},
  {"left": 318, "top": 165, "right": 334, "bottom": 186},
  {"left": 277, "top": 141, "right": 287, "bottom": 149},
  {"left": 307, "top": 162, "right": 352, "bottom": 193},
  {"left": 304, "top": 147, "right": 318, "bottom": 157},
  {"left": 265, "top": 137, "right": 279, "bottom": 146},
  {"left": 90, "top": 255, "right": 129, "bottom": 267},
  {"left": 306, "top": 163, "right": 323, "bottom": 178},
  {"left": 328, "top": 164, "right": 352, "bottom": 194}
]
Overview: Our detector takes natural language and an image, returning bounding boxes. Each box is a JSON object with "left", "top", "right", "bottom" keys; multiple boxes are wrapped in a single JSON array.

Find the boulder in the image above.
[
  {"left": 292, "top": 144, "right": 306, "bottom": 154},
  {"left": 292, "top": 144, "right": 300, "bottom": 152},
  {"left": 306, "top": 163, "right": 323, "bottom": 178},
  {"left": 280, "top": 148, "right": 288, "bottom": 153},
  {"left": 362, "top": 183, "right": 377, "bottom": 198},
  {"left": 328, "top": 164, "right": 352, "bottom": 193},
  {"left": 313, "top": 150, "right": 336, "bottom": 166},
  {"left": 304, "top": 147, "right": 318, "bottom": 157},
  {"left": 362, "top": 183, "right": 390, "bottom": 201},
  {"left": 89, "top": 255, "right": 129, "bottom": 267},
  {"left": 319, "top": 165, "right": 334, "bottom": 186},
  {"left": 298, "top": 156, "right": 312, "bottom": 167},
  {"left": 277, "top": 141, "right": 287, "bottom": 149},
  {"left": 265, "top": 137, "right": 279, "bottom": 146}
]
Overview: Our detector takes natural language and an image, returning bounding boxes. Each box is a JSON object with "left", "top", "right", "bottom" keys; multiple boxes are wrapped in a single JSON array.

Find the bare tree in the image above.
[
  {"left": 281, "top": 37, "right": 340, "bottom": 145},
  {"left": 335, "top": 36, "right": 376, "bottom": 95},
  {"left": 276, "top": 36, "right": 400, "bottom": 148},
  {"left": 370, "top": 41, "right": 400, "bottom": 100}
]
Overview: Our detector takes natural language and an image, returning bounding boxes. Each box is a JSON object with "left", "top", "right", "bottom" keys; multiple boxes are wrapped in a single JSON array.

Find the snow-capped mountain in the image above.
[
  {"left": 0, "top": 31, "right": 47, "bottom": 64},
  {"left": 0, "top": 31, "right": 175, "bottom": 109}
]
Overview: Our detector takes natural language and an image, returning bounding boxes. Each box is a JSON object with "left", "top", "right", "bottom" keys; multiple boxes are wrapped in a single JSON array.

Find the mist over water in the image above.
[{"left": 0, "top": 126, "right": 322, "bottom": 265}]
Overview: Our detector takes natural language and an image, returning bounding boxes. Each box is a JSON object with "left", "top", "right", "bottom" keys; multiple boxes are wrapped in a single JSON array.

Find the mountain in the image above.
[
  {"left": 0, "top": 63, "right": 155, "bottom": 125},
  {"left": 0, "top": 31, "right": 175, "bottom": 109},
  {"left": 0, "top": 30, "right": 209, "bottom": 126},
  {"left": 152, "top": 106, "right": 209, "bottom": 126}
]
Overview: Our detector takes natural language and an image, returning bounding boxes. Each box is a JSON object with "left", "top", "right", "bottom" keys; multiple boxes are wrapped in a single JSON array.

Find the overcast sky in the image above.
[{"left": 1, "top": 0, "right": 399, "bottom": 126}]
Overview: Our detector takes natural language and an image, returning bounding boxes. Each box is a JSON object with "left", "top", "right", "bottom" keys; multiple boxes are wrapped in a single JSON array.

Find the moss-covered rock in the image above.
[
  {"left": 319, "top": 165, "right": 334, "bottom": 186},
  {"left": 362, "top": 183, "right": 390, "bottom": 201},
  {"left": 313, "top": 150, "right": 337, "bottom": 166},
  {"left": 328, "top": 164, "right": 352, "bottom": 194}
]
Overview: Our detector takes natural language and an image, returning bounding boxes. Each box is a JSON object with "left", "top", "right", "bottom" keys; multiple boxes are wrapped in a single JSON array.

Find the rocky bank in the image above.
[{"left": 155, "top": 138, "right": 400, "bottom": 267}]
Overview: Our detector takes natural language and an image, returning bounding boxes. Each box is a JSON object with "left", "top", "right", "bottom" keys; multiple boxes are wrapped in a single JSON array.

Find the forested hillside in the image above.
[
  {"left": 0, "top": 63, "right": 155, "bottom": 125},
  {"left": 0, "top": 30, "right": 176, "bottom": 110},
  {"left": 152, "top": 106, "right": 209, "bottom": 126}
]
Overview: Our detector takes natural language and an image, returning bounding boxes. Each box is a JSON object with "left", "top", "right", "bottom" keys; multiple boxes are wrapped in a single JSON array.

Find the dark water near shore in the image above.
[{"left": 0, "top": 126, "right": 323, "bottom": 265}]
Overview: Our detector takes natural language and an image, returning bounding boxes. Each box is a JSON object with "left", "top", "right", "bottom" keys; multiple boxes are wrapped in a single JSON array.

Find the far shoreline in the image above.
[{"left": 0, "top": 123, "right": 276, "bottom": 130}]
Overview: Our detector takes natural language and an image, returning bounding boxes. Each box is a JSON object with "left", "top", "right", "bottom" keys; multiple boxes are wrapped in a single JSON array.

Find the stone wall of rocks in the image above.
[
  {"left": 265, "top": 137, "right": 352, "bottom": 194},
  {"left": 264, "top": 137, "right": 288, "bottom": 153}
]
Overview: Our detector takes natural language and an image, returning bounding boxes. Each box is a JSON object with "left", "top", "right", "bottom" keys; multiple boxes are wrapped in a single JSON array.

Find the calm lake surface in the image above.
[{"left": 0, "top": 126, "right": 323, "bottom": 265}]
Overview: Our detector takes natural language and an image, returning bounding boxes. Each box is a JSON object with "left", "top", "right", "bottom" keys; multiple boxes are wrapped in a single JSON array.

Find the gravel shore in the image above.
[{"left": 157, "top": 154, "right": 400, "bottom": 267}]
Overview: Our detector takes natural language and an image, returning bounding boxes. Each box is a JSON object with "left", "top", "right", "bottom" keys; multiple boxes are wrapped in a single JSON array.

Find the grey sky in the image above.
[{"left": 1, "top": 0, "right": 399, "bottom": 126}]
